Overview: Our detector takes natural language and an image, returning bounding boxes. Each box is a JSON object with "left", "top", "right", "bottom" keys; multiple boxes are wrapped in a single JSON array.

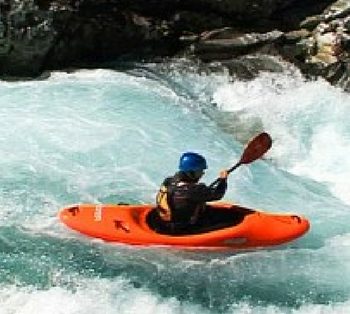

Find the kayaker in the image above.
[{"left": 155, "top": 152, "right": 228, "bottom": 234}]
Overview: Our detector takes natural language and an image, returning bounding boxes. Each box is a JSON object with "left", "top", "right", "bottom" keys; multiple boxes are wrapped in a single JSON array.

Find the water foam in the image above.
[
  {"left": 0, "top": 278, "right": 208, "bottom": 314},
  {"left": 212, "top": 72, "right": 350, "bottom": 205},
  {"left": 0, "top": 69, "right": 238, "bottom": 230},
  {"left": 0, "top": 280, "right": 349, "bottom": 314},
  {"left": 1, "top": 66, "right": 350, "bottom": 314}
]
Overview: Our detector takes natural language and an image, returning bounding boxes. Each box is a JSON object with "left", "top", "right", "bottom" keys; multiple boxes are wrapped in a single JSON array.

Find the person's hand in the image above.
[{"left": 219, "top": 170, "right": 228, "bottom": 179}]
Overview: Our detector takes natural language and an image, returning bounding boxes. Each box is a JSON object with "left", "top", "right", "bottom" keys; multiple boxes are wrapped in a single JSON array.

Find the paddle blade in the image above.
[
  {"left": 239, "top": 132, "right": 272, "bottom": 164},
  {"left": 210, "top": 132, "right": 272, "bottom": 186}
]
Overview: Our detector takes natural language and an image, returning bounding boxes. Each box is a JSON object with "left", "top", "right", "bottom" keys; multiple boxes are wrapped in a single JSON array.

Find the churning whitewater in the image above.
[{"left": 0, "top": 62, "right": 349, "bottom": 313}]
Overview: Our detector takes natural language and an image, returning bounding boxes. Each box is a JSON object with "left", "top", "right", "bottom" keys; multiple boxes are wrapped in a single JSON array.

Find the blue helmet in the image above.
[{"left": 179, "top": 152, "right": 207, "bottom": 172}]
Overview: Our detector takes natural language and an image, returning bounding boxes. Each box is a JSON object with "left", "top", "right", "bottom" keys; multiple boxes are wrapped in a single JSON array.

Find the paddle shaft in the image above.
[
  {"left": 209, "top": 162, "right": 241, "bottom": 187},
  {"left": 209, "top": 132, "right": 272, "bottom": 188}
]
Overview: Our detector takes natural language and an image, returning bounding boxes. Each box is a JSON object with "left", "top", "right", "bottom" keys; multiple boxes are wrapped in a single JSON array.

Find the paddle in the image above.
[{"left": 209, "top": 132, "right": 272, "bottom": 187}]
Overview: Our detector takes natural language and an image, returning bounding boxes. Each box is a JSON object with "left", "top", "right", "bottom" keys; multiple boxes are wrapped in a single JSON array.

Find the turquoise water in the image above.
[{"left": 0, "top": 62, "right": 350, "bottom": 313}]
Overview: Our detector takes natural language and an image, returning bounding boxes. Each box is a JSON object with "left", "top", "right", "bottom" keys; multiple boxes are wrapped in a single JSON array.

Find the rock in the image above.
[
  {"left": 219, "top": 54, "right": 286, "bottom": 79},
  {"left": 344, "top": 16, "right": 350, "bottom": 30},
  {"left": 192, "top": 30, "right": 283, "bottom": 61},
  {"left": 179, "top": 33, "right": 199, "bottom": 44},
  {"left": 200, "top": 27, "right": 240, "bottom": 41},
  {"left": 171, "top": 11, "right": 229, "bottom": 34},
  {"left": 0, "top": 0, "right": 181, "bottom": 77},
  {"left": 323, "top": 0, "right": 350, "bottom": 21},
  {"left": 0, "top": 0, "right": 349, "bottom": 93},
  {"left": 0, "top": 1, "right": 58, "bottom": 77},
  {"left": 283, "top": 29, "right": 311, "bottom": 43},
  {"left": 280, "top": 37, "right": 316, "bottom": 62},
  {"left": 310, "top": 31, "right": 342, "bottom": 65},
  {"left": 275, "top": 0, "right": 350, "bottom": 89},
  {"left": 178, "top": 0, "right": 296, "bottom": 20},
  {"left": 341, "top": 32, "right": 350, "bottom": 49},
  {"left": 335, "top": 59, "right": 350, "bottom": 91},
  {"left": 300, "top": 15, "right": 324, "bottom": 30}
]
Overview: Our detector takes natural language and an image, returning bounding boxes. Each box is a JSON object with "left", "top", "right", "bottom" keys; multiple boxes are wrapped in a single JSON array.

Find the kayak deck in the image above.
[{"left": 59, "top": 203, "right": 310, "bottom": 249}]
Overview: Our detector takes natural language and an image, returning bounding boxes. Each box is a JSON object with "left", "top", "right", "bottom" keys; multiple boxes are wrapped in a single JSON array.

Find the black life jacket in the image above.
[{"left": 156, "top": 175, "right": 203, "bottom": 224}]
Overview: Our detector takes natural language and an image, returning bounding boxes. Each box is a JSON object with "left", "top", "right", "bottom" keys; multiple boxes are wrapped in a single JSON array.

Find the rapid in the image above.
[{"left": 0, "top": 60, "right": 349, "bottom": 313}]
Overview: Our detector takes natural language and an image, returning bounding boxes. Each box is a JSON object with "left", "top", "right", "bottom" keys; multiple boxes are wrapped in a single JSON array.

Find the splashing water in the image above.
[{"left": 0, "top": 62, "right": 349, "bottom": 313}]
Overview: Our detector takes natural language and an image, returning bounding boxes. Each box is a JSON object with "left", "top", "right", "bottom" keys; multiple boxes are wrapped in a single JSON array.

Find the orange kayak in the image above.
[{"left": 59, "top": 202, "right": 310, "bottom": 249}]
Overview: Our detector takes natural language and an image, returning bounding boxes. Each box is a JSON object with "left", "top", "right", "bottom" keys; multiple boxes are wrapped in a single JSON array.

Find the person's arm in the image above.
[{"left": 193, "top": 170, "right": 228, "bottom": 202}]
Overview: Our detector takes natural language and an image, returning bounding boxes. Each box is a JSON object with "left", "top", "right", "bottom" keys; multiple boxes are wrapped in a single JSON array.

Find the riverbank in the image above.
[{"left": 0, "top": 0, "right": 349, "bottom": 90}]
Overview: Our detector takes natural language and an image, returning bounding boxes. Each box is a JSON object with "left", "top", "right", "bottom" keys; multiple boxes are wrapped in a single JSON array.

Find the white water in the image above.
[
  {"left": 212, "top": 73, "right": 350, "bottom": 205},
  {"left": 0, "top": 63, "right": 349, "bottom": 313}
]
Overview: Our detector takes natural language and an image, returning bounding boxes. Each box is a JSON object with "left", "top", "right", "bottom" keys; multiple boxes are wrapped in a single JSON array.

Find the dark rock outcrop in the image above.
[
  {"left": 281, "top": 0, "right": 350, "bottom": 90},
  {"left": 191, "top": 29, "right": 284, "bottom": 61},
  {"left": 0, "top": 0, "right": 349, "bottom": 91}
]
